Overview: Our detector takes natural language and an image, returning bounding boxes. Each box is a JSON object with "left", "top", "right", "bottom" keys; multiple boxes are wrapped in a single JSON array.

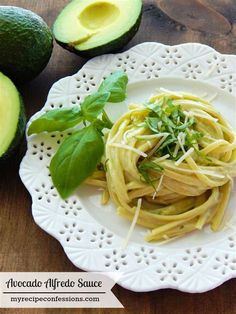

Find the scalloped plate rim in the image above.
[{"left": 19, "top": 42, "right": 236, "bottom": 293}]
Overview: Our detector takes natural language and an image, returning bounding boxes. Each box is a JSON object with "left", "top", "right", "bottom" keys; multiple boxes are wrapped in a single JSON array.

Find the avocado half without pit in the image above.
[{"left": 53, "top": 0, "right": 143, "bottom": 57}]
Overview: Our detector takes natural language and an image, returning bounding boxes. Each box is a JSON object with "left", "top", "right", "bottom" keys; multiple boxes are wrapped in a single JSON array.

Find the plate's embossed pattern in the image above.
[{"left": 20, "top": 43, "right": 236, "bottom": 292}]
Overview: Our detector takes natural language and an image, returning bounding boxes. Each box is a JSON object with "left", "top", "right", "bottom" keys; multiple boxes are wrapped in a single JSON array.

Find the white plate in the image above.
[{"left": 20, "top": 42, "right": 236, "bottom": 293}]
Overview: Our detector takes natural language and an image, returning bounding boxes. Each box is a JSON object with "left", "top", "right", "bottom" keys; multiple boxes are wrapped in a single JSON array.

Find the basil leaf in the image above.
[
  {"left": 92, "top": 119, "right": 105, "bottom": 135},
  {"left": 80, "top": 92, "right": 110, "bottom": 122},
  {"left": 139, "top": 161, "right": 164, "bottom": 173},
  {"left": 50, "top": 125, "right": 104, "bottom": 199},
  {"left": 28, "top": 107, "right": 83, "bottom": 135},
  {"left": 175, "top": 117, "right": 196, "bottom": 130},
  {"left": 138, "top": 161, "right": 163, "bottom": 189},
  {"left": 156, "top": 136, "right": 176, "bottom": 152},
  {"left": 98, "top": 71, "right": 128, "bottom": 103},
  {"left": 93, "top": 110, "right": 114, "bottom": 132},
  {"left": 145, "top": 117, "right": 160, "bottom": 133},
  {"left": 101, "top": 110, "right": 113, "bottom": 129},
  {"left": 147, "top": 98, "right": 164, "bottom": 113}
]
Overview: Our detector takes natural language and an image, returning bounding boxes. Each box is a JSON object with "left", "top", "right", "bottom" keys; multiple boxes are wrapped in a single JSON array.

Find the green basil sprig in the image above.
[
  {"left": 27, "top": 71, "right": 128, "bottom": 199},
  {"left": 28, "top": 107, "right": 83, "bottom": 135},
  {"left": 80, "top": 92, "right": 110, "bottom": 122},
  {"left": 50, "top": 125, "right": 104, "bottom": 199},
  {"left": 98, "top": 71, "right": 128, "bottom": 102}
]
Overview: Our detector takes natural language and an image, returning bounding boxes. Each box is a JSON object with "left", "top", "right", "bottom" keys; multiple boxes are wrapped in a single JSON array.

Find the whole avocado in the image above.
[{"left": 0, "top": 6, "right": 53, "bottom": 83}]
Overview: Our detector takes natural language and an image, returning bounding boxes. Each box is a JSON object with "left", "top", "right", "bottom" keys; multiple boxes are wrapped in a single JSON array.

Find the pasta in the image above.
[{"left": 87, "top": 90, "right": 236, "bottom": 242}]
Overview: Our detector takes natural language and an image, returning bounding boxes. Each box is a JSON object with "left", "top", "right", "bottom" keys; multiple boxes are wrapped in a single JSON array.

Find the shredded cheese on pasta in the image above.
[
  {"left": 122, "top": 198, "right": 142, "bottom": 249},
  {"left": 87, "top": 90, "right": 236, "bottom": 243}
]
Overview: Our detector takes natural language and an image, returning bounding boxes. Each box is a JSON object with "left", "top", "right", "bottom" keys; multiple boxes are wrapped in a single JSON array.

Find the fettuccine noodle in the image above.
[{"left": 86, "top": 91, "right": 236, "bottom": 242}]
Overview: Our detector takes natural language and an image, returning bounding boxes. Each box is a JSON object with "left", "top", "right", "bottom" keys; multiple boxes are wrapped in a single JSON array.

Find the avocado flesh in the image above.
[
  {"left": 0, "top": 72, "right": 24, "bottom": 158},
  {"left": 53, "top": 0, "right": 142, "bottom": 55}
]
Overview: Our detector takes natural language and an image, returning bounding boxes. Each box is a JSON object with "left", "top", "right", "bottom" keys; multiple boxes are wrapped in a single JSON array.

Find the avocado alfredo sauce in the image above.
[
  {"left": 53, "top": 0, "right": 143, "bottom": 57},
  {"left": 0, "top": 72, "right": 26, "bottom": 161},
  {"left": 0, "top": 6, "right": 53, "bottom": 82}
]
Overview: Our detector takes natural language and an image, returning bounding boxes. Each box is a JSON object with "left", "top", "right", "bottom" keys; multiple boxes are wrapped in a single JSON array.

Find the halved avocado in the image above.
[
  {"left": 0, "top": 72, "right": 26, "bottom": 160},
  {"left": 53, "top": 0, "right": 142, "bottom": 57}
]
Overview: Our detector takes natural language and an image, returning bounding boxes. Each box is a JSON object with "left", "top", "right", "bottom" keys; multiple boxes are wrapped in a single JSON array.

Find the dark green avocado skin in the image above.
[
  {"left": 0, "top": 6, "right": 53, "bottom": 83},
  {"left": 54, "top": 7, "right": 143, "bottom": 58},
  {"left": 0, "top": 95, "right": 26, "bottom": 161}
]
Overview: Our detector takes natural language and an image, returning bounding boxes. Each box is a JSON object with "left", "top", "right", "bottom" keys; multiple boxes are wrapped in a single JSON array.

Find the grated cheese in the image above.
[
  {"left": 152, "top": 174, "right": 164, "bottom": 200},
  {"left": 184, "top": 114, "right": 188, "bottom": 124},
  {"left": 175, "top": 147, "right": 194, "bottom": 166},
  {"left": 177, "top": 132, "right": 186, "bottom": 153},
  {"left": 173, "top": 142, "right": 180, "bottom": 157},
  {"left": 153, "top": 134, "right": 169, "bottom": 150},
  {"left": 197, "top": 170, "right": 225, "bottom": 178},
  {"left": 109, "top": 143, "right": 148, "bottom": 158},
  {"left": 122, "top": 199, "right": 142, "bottom": 250},
  {"left": 146, "top": 134, "right": 169, "bottom": 159},
  {"left": 153, "top": 154, "right": 170, "bottom": 163}
]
